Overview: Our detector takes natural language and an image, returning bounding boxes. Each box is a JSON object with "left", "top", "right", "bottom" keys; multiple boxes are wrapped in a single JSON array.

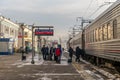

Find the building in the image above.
[
  {"left": 18, "top": 24, "right": 32, "bottom": 50},
  {"left": 0, "top": 16, "right": 19, "bottom": 49}
]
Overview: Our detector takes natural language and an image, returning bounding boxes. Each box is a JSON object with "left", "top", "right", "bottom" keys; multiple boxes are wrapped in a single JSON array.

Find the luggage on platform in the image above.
[{"left": 67, "top": 59, "right": 72, "bottom": 63}]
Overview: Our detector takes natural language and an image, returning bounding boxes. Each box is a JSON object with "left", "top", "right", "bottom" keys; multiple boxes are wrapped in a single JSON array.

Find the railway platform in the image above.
[{"left": 0, "top": 52, "right": 119, "bottom": 80}]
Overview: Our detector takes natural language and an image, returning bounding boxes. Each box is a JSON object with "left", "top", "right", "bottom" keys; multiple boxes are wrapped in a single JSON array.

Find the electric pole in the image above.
[{"left": 76, "top": 17, "right": 93, "bottom": 50}]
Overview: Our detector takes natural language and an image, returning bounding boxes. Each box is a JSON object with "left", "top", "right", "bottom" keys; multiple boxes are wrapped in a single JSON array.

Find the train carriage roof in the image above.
[{"left": 85, "top": 0, "right": 120, "bottom": 29}]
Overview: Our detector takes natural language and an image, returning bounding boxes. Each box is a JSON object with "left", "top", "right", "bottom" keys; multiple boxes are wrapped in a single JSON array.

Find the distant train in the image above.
[{"left": 68, "top": 0, "right": 120, "bottom": 72}]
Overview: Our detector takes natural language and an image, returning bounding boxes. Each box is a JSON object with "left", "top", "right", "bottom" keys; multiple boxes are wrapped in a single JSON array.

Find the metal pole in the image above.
[
  {"left": 81, "top": 19, "right": 84, "bottom": 50},
  {"left": 72, "top": 28, "right": 75, "bottom": 50},
  {"left": 31, "top": 25, "right": 35, "bottom": 64},
  {"left": 38, "top": 35, "right": 41, "bottom": 60},
  {"left": 21, "top": 24, "right": 25, "bottom": 60}
]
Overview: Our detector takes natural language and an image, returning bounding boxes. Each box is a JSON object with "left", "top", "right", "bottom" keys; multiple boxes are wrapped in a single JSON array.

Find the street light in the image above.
[
  {"left": 20, "top": 23, "right": 25, "bottom": 61},
  {"left": 31, "top": 25, "right": 35, "bottom": 64}
]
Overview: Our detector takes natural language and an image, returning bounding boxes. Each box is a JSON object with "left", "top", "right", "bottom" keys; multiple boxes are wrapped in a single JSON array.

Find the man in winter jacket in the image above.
[
  {"left": 75, "top": 46, "right": 82, "bottom": 62},
  {"left": 68, "top": 46, "right": 74, "bottom": 61}
]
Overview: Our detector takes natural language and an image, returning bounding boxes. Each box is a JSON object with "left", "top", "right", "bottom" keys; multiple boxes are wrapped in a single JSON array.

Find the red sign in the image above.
[{"left": 35, "top": 29, "right": 54, "bottom": 36}]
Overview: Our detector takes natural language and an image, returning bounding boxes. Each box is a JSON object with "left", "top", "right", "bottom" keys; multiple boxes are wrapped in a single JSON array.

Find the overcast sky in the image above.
[{"left": 0, "top": 0, "right": 117, "bottom": 40}]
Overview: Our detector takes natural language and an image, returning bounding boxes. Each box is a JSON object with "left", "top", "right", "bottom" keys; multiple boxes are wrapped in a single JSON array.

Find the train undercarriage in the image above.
[{"left": 84, "top": 54, "right": 120, "bottom": 74}]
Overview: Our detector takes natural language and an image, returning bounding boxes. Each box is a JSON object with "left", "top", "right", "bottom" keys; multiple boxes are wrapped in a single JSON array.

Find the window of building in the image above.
[
  {"left": 24, "top": 32, "right": 28, "bottom": 35},
  {"left": 15, "top": 30, "right": 18, "bottom": 37},
  {"left": 113, "top": 19, "right": 117, "bottom": 39},
  {"left": 6, "top": 27, "right": 9, "bottom": 34},
  {"left": 10, "top": 28, "right": 14, "bottom": 35}
]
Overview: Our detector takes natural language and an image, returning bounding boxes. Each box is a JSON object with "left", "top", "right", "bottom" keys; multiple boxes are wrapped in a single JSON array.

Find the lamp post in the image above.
[
  {"left": 38, "top": 35, "right": 41, "bottom": 60},
  {"left": 31, "top": 25, "right": 35, "bottom": 64},
  {"left": 20, "top": 23, "right": 25, "bottom": 61}
]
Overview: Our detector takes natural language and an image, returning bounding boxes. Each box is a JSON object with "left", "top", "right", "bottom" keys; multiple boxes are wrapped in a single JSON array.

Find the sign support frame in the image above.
[{"left": 31, "top": 25, "right": 54, "bottom": 64}]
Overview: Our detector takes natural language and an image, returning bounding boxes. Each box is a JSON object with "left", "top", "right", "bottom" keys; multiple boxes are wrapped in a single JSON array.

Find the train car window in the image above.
[
  {"left": 85, "top": 33, "right": 87, "bottom": 43},
  {"left": 87, "top": 32, "right": 88, "bottom": 43},
  {"left": 94, "top": 30, "right": 96, "bottom": 42},
  {"left": 107, "top": 23, "right": 112, "bottom": 40},
  {"left": 104, "top": 25, "right": 108, "bottom": 40},
  {"left": 102, "top": 25, "right": 107, "bottom": 41},
  {"left": 92, "top": 30, "right": 94, "bottom": 42},
  {"left": 98, "top": 27, "right": 100, "bottom": 41},
  {"left": 87, "top": 33, "right": 88, "bottom": 43},
  {"left": 89, "top": 31, "right": 91, "bottom": 42},
  {"left": 88, "top": 32, "right": 90, "bottom": 43},
  {"left": 113, "top": 19, "right": 117, "bottom": 39},
  {"left": 86, "top": 32, "right": 88, "bottom": 43},
  {"left": 95, "top": 28, "right": 99, "bottom": 42},
  {"left": 88, "top": 31, "right": 90, "bottom": 43},
  {"left": 87, "top": 32, "right": 89, "bottom": 43},
  {"left": 90, "top": 31, "right": 92, "bottom": 42},
  {"left": 102, "top": 25, "right": 105, "bottom": 40},
  {"left": 99, "top": 27, "right": 103, "bottom": 41}
]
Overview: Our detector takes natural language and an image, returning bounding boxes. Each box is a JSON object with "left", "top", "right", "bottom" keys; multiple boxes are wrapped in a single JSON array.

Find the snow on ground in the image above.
[
  {"left": 12, "top": 54, "right": 69, "bottom": 67},
  {"left": 12, "top": 54, "right": 44, "bottom": 67},
  {"left": 53, "top": 55, "right": 68, "bottom": 66}
]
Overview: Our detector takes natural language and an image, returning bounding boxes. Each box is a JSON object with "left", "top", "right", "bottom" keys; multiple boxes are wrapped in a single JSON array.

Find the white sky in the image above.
[{"left": 0, "top": 0, "right": 117, "bottom": 41}]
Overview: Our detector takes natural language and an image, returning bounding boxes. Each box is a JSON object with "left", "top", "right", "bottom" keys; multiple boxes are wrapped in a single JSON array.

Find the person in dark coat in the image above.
[
  {"left": 68, "top": 46, "right": 74, "bottom": 61},
  {"left": 41, "top": 45, "right": 46, "bottom": 60},
  {"left": 75, "top": 46, "right": 82, "bottom": 62},
  {"left": 45, "top": 46, "right": 49, "bottom": 60},
  {"left": 25, "top": 45, "right": 29, "bottom": 54},
  {"left": 50, "top": 46, "right": 53, "bottom": 60},
  {"left": 53, "top": 47, "right": 56, "bottom": 61},
  {"left": 58, "top": 44, "right": 62, "bottom": 63}
]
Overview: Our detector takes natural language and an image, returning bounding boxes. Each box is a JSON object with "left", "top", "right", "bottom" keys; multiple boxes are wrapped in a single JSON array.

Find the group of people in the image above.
[
  {"left": 41, "top": 44, "right": 83, "bottom": 63},
  {"left": 68, "top": 46, "right": 83, "bottom": 62},
  {"left": 41, "top": 44, "right": 62, "bottom": 63}
]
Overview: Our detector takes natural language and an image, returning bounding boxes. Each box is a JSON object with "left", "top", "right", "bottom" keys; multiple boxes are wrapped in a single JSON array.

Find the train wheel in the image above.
[{"left": 113, "top": 62, "right": 120, "bottom": 73}]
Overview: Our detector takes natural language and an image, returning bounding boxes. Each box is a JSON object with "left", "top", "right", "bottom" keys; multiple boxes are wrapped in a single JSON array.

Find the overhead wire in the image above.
[
  {"left": 87, "top": 0, "right": 112, "bottom": 18},
  {"left": 87, "top": 6, "right": 102, "bottom": 18},
  {"left": 86, "top": 0, "right": 100, "bottom": 19},
  {"left": 82, "top": 0, "right": 94, "bottom": 17},
  {"left": 89, "top": 0, "right": 114, "bottom": 17}
]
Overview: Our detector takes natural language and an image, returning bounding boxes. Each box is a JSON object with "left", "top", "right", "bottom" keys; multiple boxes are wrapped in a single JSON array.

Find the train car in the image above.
[
  {"left": 85, "top": 0, "right": 120, "bottom": 70},
  {"left": 69, "top": 31, "right": 82, "bottom": 51}
]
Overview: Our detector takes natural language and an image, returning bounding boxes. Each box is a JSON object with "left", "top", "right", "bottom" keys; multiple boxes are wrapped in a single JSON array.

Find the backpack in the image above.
[{"left": 56, "top": 48, "right": 61, "bottom": 56}]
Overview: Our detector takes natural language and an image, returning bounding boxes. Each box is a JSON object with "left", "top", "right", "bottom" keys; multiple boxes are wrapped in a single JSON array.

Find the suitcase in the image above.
[
  {"left": 22, "top": 56, "right": 26, "bottom": 60},
  {"left": 67, "top": 59, "right": 72, "bottom": 63}
]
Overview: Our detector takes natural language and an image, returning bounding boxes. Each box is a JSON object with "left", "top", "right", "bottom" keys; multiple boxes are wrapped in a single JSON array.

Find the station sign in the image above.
[{"left": 35, "top": 29, "right": 54, "bottom": 36}]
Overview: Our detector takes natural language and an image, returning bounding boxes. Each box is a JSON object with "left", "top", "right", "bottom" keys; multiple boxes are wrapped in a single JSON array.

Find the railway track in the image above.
[{"left": 64, "top": 51, "right": 120, "bottom": 80}]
